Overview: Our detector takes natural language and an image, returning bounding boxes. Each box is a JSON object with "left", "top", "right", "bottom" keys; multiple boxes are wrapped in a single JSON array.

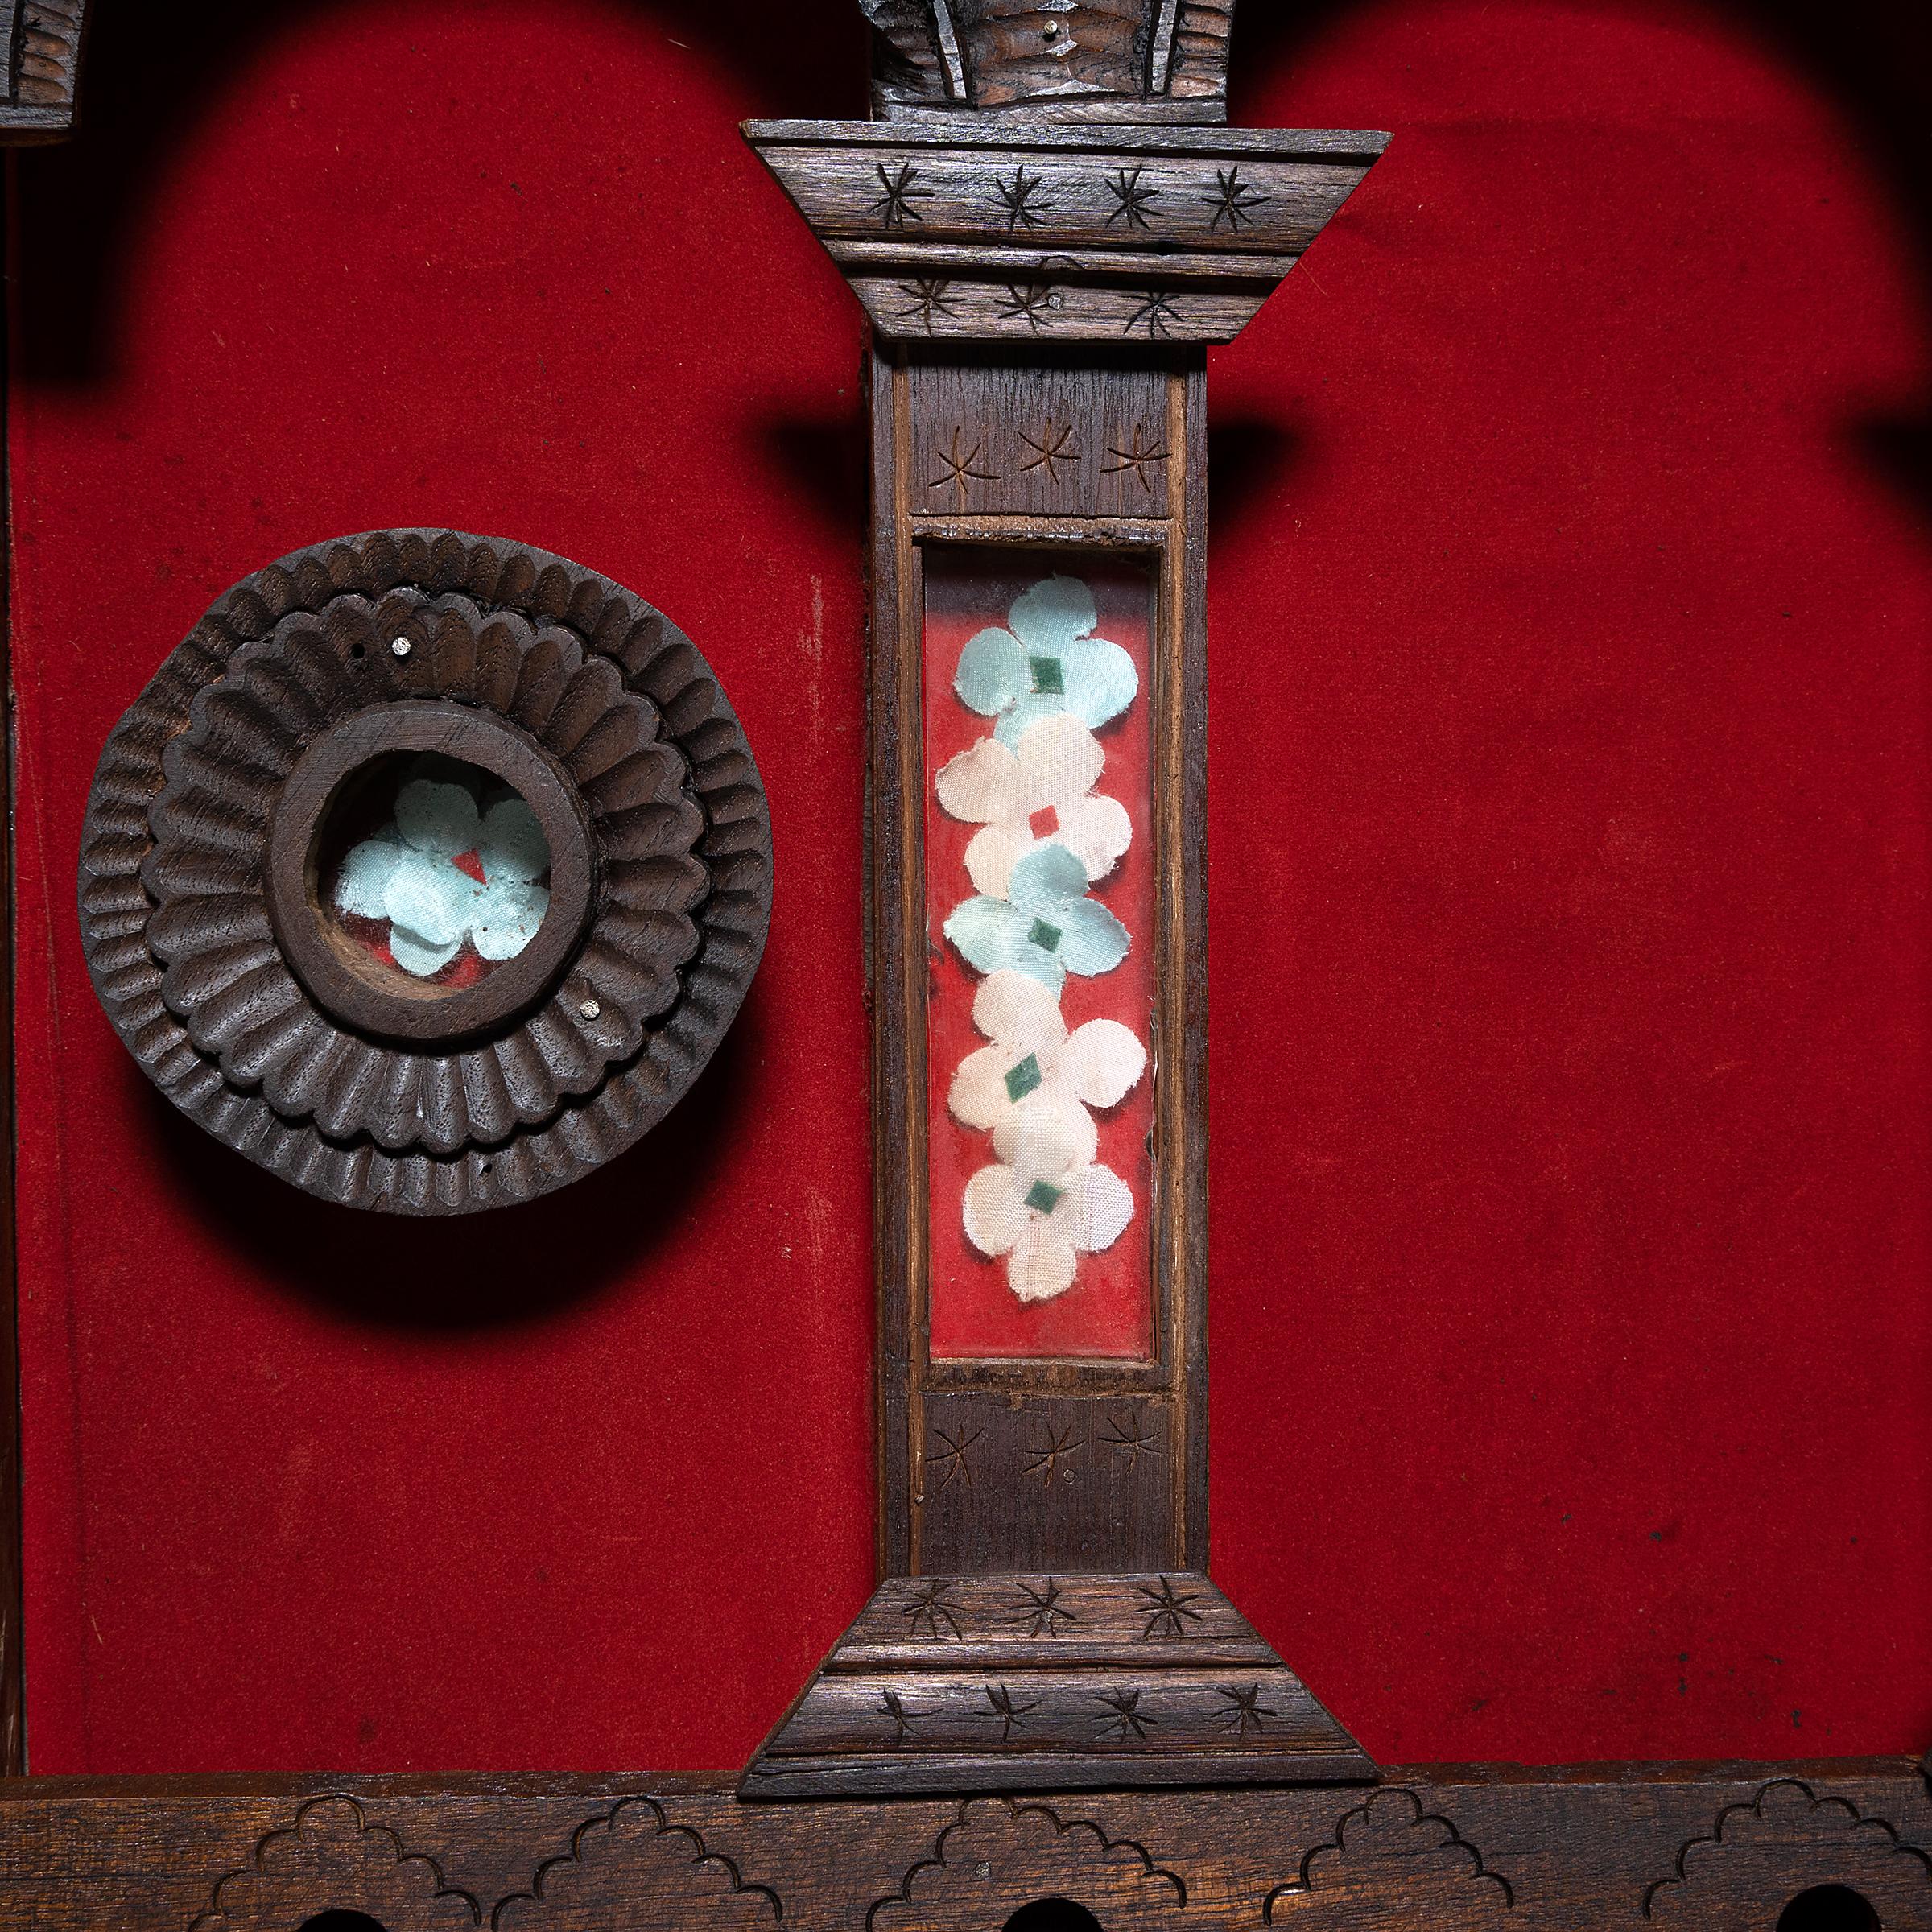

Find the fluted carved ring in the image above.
[{"left": 78, "top": 530, "right": 772, "bottom": 1215}]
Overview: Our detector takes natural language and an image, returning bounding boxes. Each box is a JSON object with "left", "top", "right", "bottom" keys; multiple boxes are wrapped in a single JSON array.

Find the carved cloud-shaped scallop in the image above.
[
  {"left": 493, "top": 1794, "right": 781, "bottom": 1932},
  {"left": 1645, "top": 1778, "right": 1932, "bottom": 1932},
  {"left": 1265, "top": 1788, "right": 1513, "bottom": 1931},
  {"left": 869, "top": 1795, "right": 1189, "bottom": 1932},
  {"left": 190, "top": 1794, "right": 481, "bottom": 1932}
]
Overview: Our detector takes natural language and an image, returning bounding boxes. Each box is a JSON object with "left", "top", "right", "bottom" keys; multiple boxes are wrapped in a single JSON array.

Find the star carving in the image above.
[
  {"left": 1201, "top": 164, "right": 1272, "bottom": 233},
  {"left": 985, "top": 1683, "right": 1039, "bottom": 1741},
  {"left": 1097, "top": 1406, "right": 1158, "bottom": 1459},
  {"left": 1104, "top": 164, "right": 1161, "bottom": 229},
  {"left": 1018, "top": 419, "right": 1080, "bottom": 484},
  {"left": 881, "top": 1689, "right": 921, "bottom": 1744},
  {"left": 997, "top": 281, "right": 1059, "bottom": 331},
  {"left": 1104, "top": 423, "right": 1171, "bottom": 491},
  {"left": 895, "top": 277, "right": 959, "bottom": 334},
  {"left": 1217, "top": 1683, "right": 1278, "bottom": 1736},
  {"left": 872, "top": 159, "right": 934, "bottom": 228},
  {"left": 1137, "top": 1575, "right": 1205, "bottom": 1641},
  {"left": 899, "top": 1579, "right": 964, "bottom": 1640},
  {"left": 926, "top": 1422, "right": 980, "bottom": 1493},
  {"left": 930, "top": 425, "right": 1000, "bottom": 506},
  {"left": 1094, "top": 1686, "right": 1157, "bottom": 1741},
  {"left": 1009, "top": 1578, "right": 1077, "bottom": 1637},
  {"left": 1022, "top": 1422, "right": 1084, "bottom": 1485},
  {"left": 1123, "top": 289, "right": 1184, "bottom": 341},
  {"left": 991, "top": 163, "right": 1054, "bottom": 232}
]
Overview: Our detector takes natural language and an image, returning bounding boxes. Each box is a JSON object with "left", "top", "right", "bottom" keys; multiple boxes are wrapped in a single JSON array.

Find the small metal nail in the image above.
[
  {"left": 580, "top": 999, "right": 601, "bottom": 1021},
  {"left": 390, "top": 636, "right": 411, "bottom": 658}
]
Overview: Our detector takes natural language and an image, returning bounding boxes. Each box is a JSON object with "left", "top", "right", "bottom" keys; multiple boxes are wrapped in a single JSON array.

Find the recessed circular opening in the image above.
[
  {"left": 316, "top": 750, "right": 552, "bottom": 997},
  {"left": 1004, "top": 1900, "right": 1105, "bottom": 1932},
  {"left": 297, "top": 1914, "right": 391, "bottom": 1932},
  {"left": 1777, "top": 1885, "right": 1880, "bottom": 1932}
]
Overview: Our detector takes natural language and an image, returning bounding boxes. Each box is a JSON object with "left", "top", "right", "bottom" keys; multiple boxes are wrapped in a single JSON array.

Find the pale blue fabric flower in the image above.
[
  {"left": 336, "top": 776, "right": 550, "bottom": 978},
  {"left": 954, "top": 573, "right": 1138, "bottom": 749},
  {"left": 944, "top": 843, "right": 1130, "bottom": 992}
]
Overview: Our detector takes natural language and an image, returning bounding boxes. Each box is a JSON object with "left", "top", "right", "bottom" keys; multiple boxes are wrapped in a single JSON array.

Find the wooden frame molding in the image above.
[
  {"left": 4, "top": 1763, "right": 1931, "bottom": 1929},
  {"left": 739, "top": 21, "right": 1387, "bottom": 1798}
]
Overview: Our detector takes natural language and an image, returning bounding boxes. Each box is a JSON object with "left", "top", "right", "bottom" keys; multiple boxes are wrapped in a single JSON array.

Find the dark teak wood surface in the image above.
[
  {"left": 743, "top": 0, "right": 1388, "bottom": 1797},
  {"left": 3, "top": 1763, "right": 1930, "bottom": 1930}
]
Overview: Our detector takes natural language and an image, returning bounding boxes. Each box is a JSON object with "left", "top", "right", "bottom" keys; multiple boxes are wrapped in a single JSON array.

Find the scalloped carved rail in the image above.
[{"left": 4, "top": 1765, "right": 1930, "bottom": 1930}]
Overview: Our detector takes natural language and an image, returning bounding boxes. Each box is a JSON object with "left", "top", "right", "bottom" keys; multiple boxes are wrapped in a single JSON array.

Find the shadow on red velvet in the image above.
[{"left": 134, "top": 984, "right": 771, "bottom": 1333}]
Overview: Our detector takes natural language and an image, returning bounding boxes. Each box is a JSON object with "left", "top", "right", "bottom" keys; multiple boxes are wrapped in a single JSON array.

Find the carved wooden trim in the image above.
[
  {"left": 1643, "top": 1778, "right": 1932, "bottom": 1930},
  {"left": 741, "top": 11, "right": 1386, "bottom": 1790},
  {"left": 740, "top": 1574, "right": 1371, "bottom": 1797},
  {"left": 76, "top": 530, "right": 772, "bottom": 1215},
  {"left": 0, "top": 0, "right": 87, "bottom": 142},
  {"left": 745, "top": 121, "right": 1388, "bottom": 347},
  {"left": 1265, "top": 1788, "right": 1515, "bottom": 1930},
  {"left": 4, "top": 1767, "right": 1931, "bottom": 1928},
  {"left": 493, "top": 1794, "right": 782, "bottom": 1931},
  {"left": 868, "top": 1795, "right": 1191, "bottom": 1930},
  {"left": 861, "top": 0, "right": 1238, "bottom": 126},
  {"left": 190, "top": 1794, "right": 483, "bottom": 1931}
]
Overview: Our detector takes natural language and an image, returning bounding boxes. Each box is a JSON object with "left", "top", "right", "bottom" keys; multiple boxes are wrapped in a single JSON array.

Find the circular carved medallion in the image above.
[{"left": 79, "top": 530, "right": 772, "bottom": 1214}]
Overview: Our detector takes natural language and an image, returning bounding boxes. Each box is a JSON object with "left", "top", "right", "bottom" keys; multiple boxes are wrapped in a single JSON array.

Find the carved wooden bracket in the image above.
[
  {"left": 0, "top": 0, "right": 86, "bottom": 141},
  {"left": 861, "top": 0, "right": 1236, "bottom": 124},
  {"left": 749, "top": 120, "right": 1385, "bottom": 347}
]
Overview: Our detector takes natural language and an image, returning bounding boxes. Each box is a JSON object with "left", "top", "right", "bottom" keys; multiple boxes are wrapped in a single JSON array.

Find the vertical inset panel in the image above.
[{"left": 922, "top": 548, "right": 1158, "bottom": 1361}]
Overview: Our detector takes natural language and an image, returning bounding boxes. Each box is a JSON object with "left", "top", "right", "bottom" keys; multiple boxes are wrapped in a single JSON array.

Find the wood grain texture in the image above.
[
  {"left": 741, "top": 1573, "right": 1370, "bottom": 1796},
  {"left": 909, "top": 362, "right": 1172, "bottom": 514},
  {"left": 864, "top": 359, "right": 1207, "bottom": 1601},
  {"left": 745, "top": 122, "right": 1387, "bottom": 346},
  {"left": 76, "top": 530, "right": 772, "bottom": 1216},
  {"left": 915, "top": 1395, "right": 1178, "bottom": 1575},
  {"left": 3, "top": 1765, "right": 1930, "bottom": 1927},
  {"left": 862, "top": 0, "right": 1236, "bottom": 123},
  {"left": 0, "top": 0, "right": 86, "bottom": 141}
]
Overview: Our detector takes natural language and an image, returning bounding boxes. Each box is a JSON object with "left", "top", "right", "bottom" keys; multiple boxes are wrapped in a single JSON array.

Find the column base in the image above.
[{"left": 739, "top": 1572, "right": 1375, "bottom": 1798}]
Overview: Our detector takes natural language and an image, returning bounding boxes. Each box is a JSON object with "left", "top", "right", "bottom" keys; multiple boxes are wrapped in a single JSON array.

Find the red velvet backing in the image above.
[
  {"left": 924, "top": 552, "right": 1158, "bottom": 1360},
  {"left": 8, "top": 0, "right": 1930, "bottom": 1773}
]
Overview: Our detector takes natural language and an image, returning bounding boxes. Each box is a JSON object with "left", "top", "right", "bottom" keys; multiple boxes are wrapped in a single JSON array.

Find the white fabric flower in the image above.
[
  {"left": 950, "top": 969, "right": 1146, "bottom": 1137},
  {"left": 962, "top": 1096, "right": 1135, "bottom": 1303},
  {"left": 336, "top": 775, "right": 550, "bottom": 978},
  {"left": 935, "top": 714, "right": 1131, "bottom": 900}
]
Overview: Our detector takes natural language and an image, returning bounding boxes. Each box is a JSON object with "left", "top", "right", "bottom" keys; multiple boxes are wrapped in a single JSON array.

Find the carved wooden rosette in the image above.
[
  {"left": 77, "top": 530, "right": 770, "bottom": 1215},
  {"left": 741, "top": 26, "right": 1385, "bottom": 1796}
]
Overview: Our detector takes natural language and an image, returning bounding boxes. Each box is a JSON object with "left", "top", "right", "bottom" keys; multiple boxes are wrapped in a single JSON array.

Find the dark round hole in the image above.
[
  {"left": 349, "top": 639, "right": 366, "bottom": 661},
  {"left": 1777, "top": 1885, "right": 1880, "bottom": 1932},
  {"left": 298, "top": 1914, "right": 391, "bottom": 1932},
  {"left": 1005, "top": 1902, "right": 1104, "bottom": 1932}
]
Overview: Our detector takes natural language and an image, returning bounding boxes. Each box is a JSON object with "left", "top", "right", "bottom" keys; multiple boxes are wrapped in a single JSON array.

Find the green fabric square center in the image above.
[
  {"left": 1025, "top": 1179, "right": 1065, "bottom": 1215},
  {"left": 1028, "top": 919, "right": 1063, "bottom": 952},
  {"left": 1029, "top": 654, "right": 1065, "bottom": 696},
  {"left": 1005, "top": 1053, "right": 1044, "bottom": 1102}
]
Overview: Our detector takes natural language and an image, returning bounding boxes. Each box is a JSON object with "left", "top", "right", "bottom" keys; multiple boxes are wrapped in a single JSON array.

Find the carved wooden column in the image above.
[{"left": 741, "top": 2, "right": 1386, "bottom": 1798}]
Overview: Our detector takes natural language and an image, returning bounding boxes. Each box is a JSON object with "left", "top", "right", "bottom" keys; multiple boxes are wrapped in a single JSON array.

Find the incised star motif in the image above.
[
  {"left": 872, "top": 159, "right": 934, "bottom": 228},
  {"left": 1018, "top": 419, "right": 1080, "bottom": 483},
  {"left": 1137, "top": 1575, "right": 1205, "bottom": 1641}
]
